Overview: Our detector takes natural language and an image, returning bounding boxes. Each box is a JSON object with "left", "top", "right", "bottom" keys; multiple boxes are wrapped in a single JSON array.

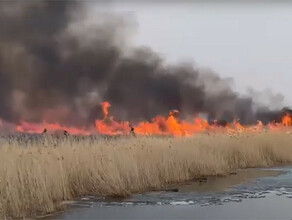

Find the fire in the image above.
[
  {"left": 97, "top": 104, "right": 222, "bottom": 136},
  {"left": 101, "top": 101, "right": 111, "bottom": 118},
  {"left": 14, "top": 101, "right": 292, "bottom": 136},
  {"left": 95, "top": 118, "right": 130, "bottom": 135},
  {"left": 16, "top": 121, "right": 91, "bottom": 135},
  {"left": 95, "top": 102, "right": 131, "bottom": 135},
  {"left": 282, "top": 113, "right": 292, "bottom": 126}
]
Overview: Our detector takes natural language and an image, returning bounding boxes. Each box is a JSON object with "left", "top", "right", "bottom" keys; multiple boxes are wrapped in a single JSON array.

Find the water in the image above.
[{"left": 55, "top": 167, "right": 292, "bottom": 219}]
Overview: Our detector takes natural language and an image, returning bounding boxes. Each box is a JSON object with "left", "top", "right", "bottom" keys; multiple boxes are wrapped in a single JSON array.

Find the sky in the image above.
[{"left": 93, "top": 1, "right": 292, "bottom": 106}]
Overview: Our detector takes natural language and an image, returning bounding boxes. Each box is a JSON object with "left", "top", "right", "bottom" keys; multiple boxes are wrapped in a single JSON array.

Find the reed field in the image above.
[{"left": 1, "top": 132, "right": 292, "bottom": 218}]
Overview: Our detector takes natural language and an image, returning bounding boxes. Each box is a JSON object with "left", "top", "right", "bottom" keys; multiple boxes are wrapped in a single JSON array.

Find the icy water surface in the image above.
[{"left": 55, "top": 167, "right": 292, "bottom": 219}]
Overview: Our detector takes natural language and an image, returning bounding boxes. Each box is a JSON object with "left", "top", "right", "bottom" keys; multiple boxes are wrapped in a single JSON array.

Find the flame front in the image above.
[
  {"left": 14, "top": 101, "right": 292, "bottom": 136},
  {"left": 16, "top": 121, "right": 91, "bottom": 135},
  {"left": 282, "top": 113, "right": 292, "bottom": 126},
  {"left": 95, "top": 102, "right": 131, "bottom": 135}
]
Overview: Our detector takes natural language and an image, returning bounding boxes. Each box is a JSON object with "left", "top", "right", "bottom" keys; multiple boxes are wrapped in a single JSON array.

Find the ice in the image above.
[{"left": 170, "top": 201, "right": 194, "bottom": 206}]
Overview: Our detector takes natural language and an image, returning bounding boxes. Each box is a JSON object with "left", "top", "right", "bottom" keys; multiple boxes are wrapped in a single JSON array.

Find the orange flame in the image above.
[
  {"left": 14, "top": 101, "right": 292, "bottom": 136},
  {"left": 16, "top": 121, "right": 91, "bottom": 135},
  {"left": 101, "top": 101, "right": 111, "bottom": 119},
  {"left": 282, "top": 113, "right": 292, "bottom": 126},
  {"left": 95, "top": 102, "right": 130, "bottom": 135}
]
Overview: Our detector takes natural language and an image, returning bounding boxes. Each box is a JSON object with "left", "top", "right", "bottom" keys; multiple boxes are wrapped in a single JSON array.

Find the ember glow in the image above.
[
  {"left": 16, "top": 121, "right": 91, "bottom": 135},
  {"left": 14, "top": 102, "right": 292, "bottom": 136}
]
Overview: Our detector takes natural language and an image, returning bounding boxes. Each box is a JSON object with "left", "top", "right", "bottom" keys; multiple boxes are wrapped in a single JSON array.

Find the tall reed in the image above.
[{"left": 0, "top": 133, "right": 292, "bottom": 218}]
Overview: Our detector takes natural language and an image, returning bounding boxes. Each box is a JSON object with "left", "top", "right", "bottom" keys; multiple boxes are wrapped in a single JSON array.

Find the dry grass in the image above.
[{"left": 1, "top": 132, "right": 292, "bottom": 218}]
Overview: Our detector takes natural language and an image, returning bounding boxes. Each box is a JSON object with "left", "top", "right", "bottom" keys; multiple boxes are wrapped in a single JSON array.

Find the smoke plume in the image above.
[{"left": 0, "top": 1, "right": 285, "bottom": 127}]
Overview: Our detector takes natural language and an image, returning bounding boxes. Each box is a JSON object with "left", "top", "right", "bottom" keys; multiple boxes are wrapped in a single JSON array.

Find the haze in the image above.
[{"left": 94, "top": 1, "right": 292, "bottom": 107}]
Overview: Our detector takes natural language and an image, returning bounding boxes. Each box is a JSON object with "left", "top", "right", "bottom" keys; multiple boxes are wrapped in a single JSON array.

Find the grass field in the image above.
[{"left": 1, "top": 132, "right": 292, "bottom": 218}]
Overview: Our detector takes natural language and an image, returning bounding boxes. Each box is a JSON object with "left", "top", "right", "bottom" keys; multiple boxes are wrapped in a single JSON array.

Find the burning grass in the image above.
[
  {"left": 12, "top": 101, "right": 292, "bottom": 136},
  {"left": 1, "top": 132, "right": 292, "bottom": 218}
]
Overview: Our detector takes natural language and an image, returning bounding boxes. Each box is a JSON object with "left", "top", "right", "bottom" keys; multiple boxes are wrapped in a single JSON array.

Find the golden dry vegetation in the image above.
[{"left": 1, "top": 132, "right": 292, "bottom": 218}]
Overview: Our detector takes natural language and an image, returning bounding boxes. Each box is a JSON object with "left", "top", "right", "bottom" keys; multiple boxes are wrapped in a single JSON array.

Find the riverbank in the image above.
[
  {"left": 54, "top": 167, "right": 288, "bottom": 220},
  {"left": 1, "top": 133, "right": 292, "bottom": 218}
]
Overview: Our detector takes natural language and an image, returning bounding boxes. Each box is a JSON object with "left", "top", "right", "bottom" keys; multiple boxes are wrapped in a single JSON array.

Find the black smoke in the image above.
[{"left": 0, "top": 1, "right": 285, "bottom": 127}]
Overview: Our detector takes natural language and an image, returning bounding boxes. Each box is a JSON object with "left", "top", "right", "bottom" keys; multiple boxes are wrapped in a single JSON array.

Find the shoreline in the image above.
[
  {"left": 43, "top": 167, "right": 284, "bottom": 219},
  {"left": 2, "top": 133, "right": 292, "bottom": 218}
]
